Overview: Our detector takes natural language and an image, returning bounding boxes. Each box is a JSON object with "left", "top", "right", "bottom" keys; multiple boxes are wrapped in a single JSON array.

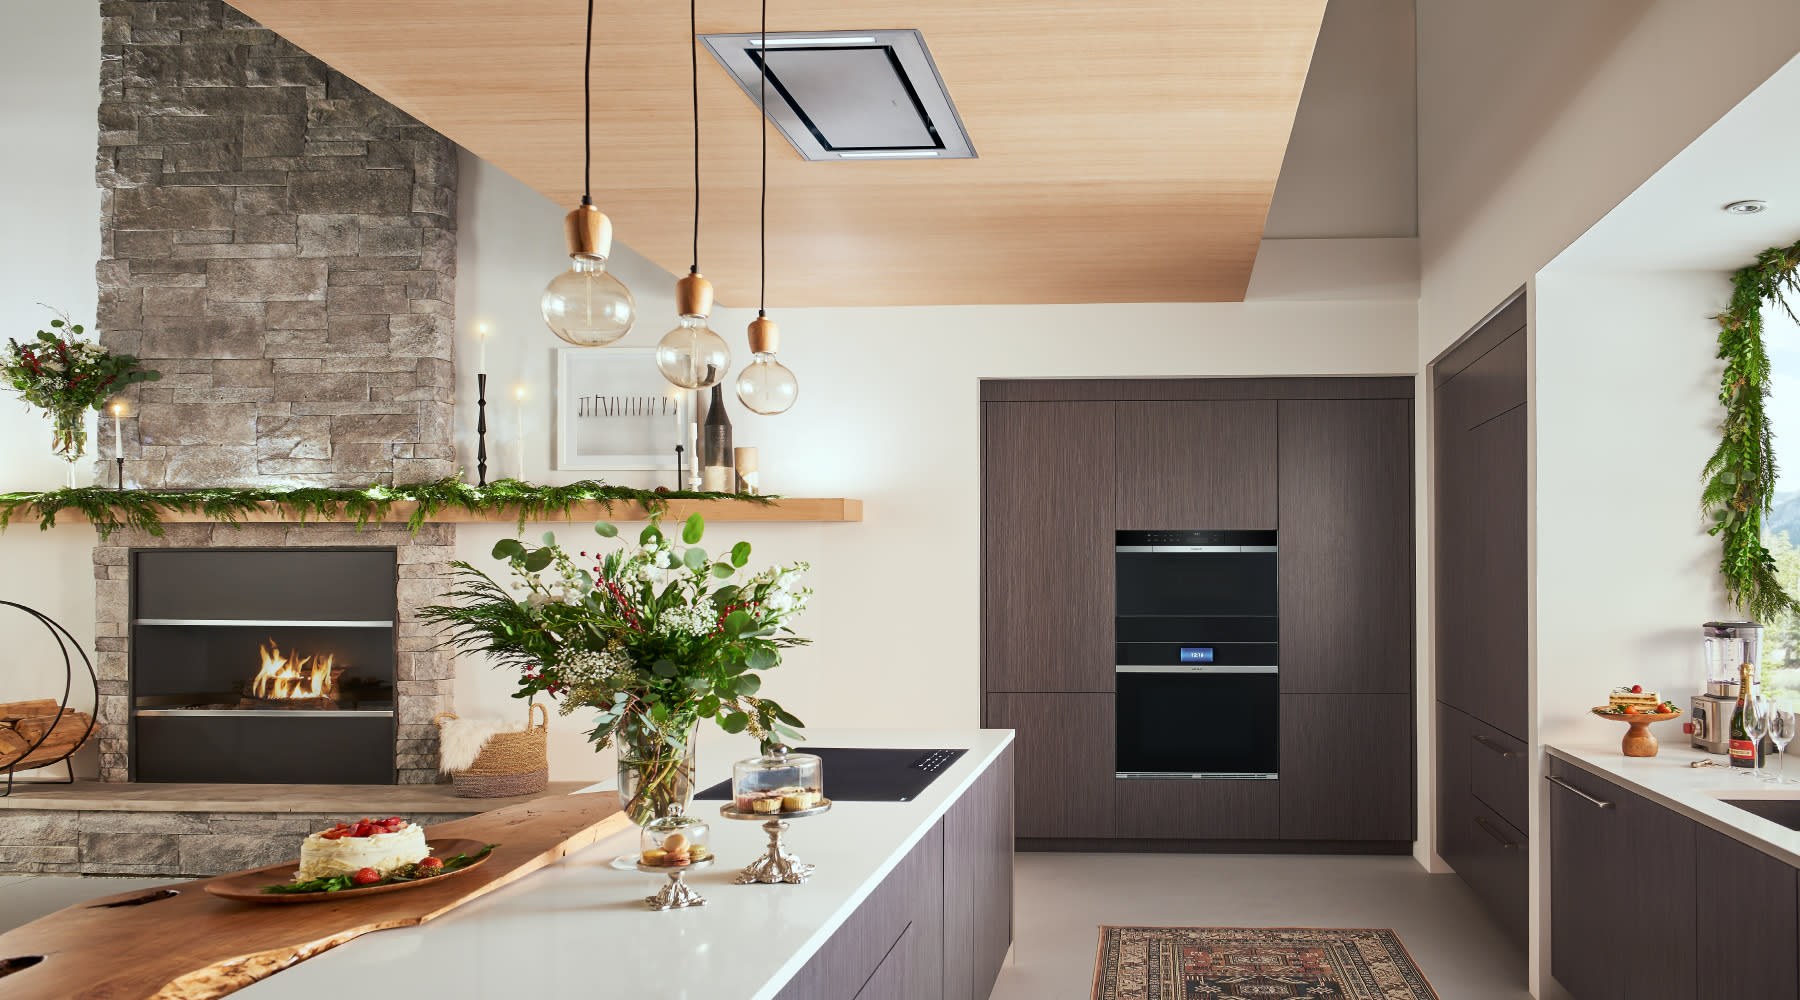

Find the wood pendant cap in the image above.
[
  {"left": 676, "top": 273, "right": 714, "bottom": 318},
  {"left": 747, "top": 315, "right": 779, "bottom": 355},
  {"left": 564, "top": 203, "right": 612, "bottom": 260}
]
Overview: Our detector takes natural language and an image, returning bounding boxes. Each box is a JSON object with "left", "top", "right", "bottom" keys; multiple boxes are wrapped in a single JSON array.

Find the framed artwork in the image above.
[{"left": 555, "top": 348, "right": 688, "bottom": 471}]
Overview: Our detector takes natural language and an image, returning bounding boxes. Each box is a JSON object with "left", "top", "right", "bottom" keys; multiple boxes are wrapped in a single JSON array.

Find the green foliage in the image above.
[
  {"left": 1704, "top": 238, "right": 1800, "bottom": 623},
  {"left": 0, "top": 476, "right": 775, "bottom": 541},
  {"left": 4, "top": 310, "right": 161, "bottom": 460},
  {"left": 261, "top": 844, "right": 497, "bottom": 894}
]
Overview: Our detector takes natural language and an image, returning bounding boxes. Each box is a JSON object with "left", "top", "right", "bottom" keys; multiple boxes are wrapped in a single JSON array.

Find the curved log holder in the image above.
[{"left": 0, "top": 602, "right": 99, "bottom": 797}]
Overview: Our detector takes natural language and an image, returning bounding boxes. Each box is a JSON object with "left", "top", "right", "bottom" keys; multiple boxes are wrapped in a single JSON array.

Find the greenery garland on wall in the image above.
[
  {"left": 1703, "top": 237, "right": 1800, "bottom": 623},
  {"left": 0, "top": 477, "right": 772, "bottom": 540}
]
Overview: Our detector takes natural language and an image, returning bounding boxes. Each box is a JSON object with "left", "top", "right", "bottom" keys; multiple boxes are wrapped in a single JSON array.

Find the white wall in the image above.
[
  {"left": 450, "top": 151, "right": 1420, "bottom": 778},
  {"left": 0, "top": 0, "right": 103, "bottom": 777}
]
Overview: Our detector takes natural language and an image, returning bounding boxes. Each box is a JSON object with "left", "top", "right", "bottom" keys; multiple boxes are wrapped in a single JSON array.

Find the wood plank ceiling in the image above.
[{"left": 228, "top": 0, "right": 1327, "bottom": 306}]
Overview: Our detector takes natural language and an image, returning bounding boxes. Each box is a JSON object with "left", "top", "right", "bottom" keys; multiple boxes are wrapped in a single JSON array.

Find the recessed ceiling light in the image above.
[
  {"left": 758, "top": 37, "right": 877, "bottom": 47},
  {"left": 1723, "top": 200, "right": 1768, "bottom": 214}
]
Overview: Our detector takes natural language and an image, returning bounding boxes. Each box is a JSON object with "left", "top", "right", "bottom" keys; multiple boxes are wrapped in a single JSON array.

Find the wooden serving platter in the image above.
[
  {"left": 0, "top": 792, "right": 628, "bottom": 1000},
  {"left": 203, "top": 839, "right": 493, "bottom": 905}
]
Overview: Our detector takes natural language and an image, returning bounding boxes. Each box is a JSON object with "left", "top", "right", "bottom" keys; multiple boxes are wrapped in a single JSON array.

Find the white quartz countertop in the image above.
[
  {"left": 1546, "top": 741, "right": 1800, "bottom": 867},
  {"left": 233, "top": 728, "right": 1014, "bottom": 1000}
]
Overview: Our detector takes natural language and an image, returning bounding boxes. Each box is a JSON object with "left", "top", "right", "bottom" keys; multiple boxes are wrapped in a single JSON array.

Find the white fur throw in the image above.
[{"left": 437, "top": 716, "right": 525, "bottom": 774}]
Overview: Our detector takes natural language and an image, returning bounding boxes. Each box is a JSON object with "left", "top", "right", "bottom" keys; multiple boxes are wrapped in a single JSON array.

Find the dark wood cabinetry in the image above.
[
  {"left": 944, "top": 746, "right": 1015, "bottom": 1000},
  {"left": 1279, "top": 693, "right": 1413, "bottom": 842},
  {"left": 1277, "top": 399, "right": 1413, "bottom": 695},
  {"left": 1115, "top": 401, "right": 1277, "bottom": 529},
  {"left": 1695, "top": 825, "right": 1799, "bottom": 1000},
  {"left": 1548, "top": 759, "right": 1697, "bottom": 1000},
  {"left": 985, "top": 693, "right": 1113, "bottom": 839},
  {"left": 982, "top": 379, "right": 1413, "bottom": 850},
  {"left": 982, "top": 401, "right": 1115, "bottom": 693}
]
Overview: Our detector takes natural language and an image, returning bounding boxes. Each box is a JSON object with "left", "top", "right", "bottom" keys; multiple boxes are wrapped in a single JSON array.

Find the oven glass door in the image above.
[
  {"left": 1115, "top": 668, "right": 1280, "bottom": 778},
  {"left": 1114, "top": 550, "right": 1277, "bottom": 618}
]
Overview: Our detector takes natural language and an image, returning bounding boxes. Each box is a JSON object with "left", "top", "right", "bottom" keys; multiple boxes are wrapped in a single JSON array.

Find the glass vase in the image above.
[
  {"left": 616, "top": 723, "right": 698, "bottom": 828},
  {"left": 50, "top": 405, "right": 87, "bottom": 489}
]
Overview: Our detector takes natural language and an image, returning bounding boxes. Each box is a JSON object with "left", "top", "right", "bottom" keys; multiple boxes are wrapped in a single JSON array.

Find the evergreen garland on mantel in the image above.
[
  {"left": 1703, "top": 237, "right": 1800, "bottom": 623},
  {"left": 0, "top": 477, "right": 774, "bottom": 540}
]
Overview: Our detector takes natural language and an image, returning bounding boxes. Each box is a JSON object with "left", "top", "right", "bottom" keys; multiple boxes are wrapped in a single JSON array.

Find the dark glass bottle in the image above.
[
  {"left": 701, "top": 383, "right": 734, "bottom": 492},
  {"left": 1730, "top": 662, "right": 1762, "bottom": 767}
]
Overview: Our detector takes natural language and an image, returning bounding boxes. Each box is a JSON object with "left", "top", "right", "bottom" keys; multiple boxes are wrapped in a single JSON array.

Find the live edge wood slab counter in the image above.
[{"left": 0, "top": 793, "right": 631, "bottom": 1000}]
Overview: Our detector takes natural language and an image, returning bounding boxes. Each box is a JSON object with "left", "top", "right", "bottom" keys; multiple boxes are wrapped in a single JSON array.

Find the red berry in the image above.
[
  {"left": 352, "top": 868, "right": 381, "bottom": 885},
  {"left": 385, "top": 817, "right": 403, "bottom": 826},
  {"left": 1631, "top": 685, "right": 1643, "bottom": 693},
  {"left": 419, "top": 856, "right": 444, "bottom": 869}
]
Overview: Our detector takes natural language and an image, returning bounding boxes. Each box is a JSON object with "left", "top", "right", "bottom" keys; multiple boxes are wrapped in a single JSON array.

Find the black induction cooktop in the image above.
[{"left": 694, "top": 747, "right": 967, "bottom": 803}]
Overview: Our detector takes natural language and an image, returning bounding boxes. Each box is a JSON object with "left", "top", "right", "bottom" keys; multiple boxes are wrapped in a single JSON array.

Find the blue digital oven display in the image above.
[{"left": 1179, "top": 647, "right": 1215, "bottom": 663}]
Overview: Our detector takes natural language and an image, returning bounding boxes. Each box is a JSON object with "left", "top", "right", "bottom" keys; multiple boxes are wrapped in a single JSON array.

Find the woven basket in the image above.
[{"left": 435, "top": 703, "right": 549, "bottom": 798}]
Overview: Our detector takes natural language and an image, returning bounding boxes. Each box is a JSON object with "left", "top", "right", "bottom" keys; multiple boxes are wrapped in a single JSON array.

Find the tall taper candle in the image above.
[
  {"left": 476, "top": 322, "right": 488, "bottom": 372},
  {"left": 111, "top": 403, "right": 122, "bottom": 459},
  {"left": 515, "top": 385, "right": 526, "bottom": 481}
]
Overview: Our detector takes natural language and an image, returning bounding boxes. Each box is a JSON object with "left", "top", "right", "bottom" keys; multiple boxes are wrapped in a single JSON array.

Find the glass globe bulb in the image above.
[
  {"left": 736, "top": 352, "right": 798, "bottom": 415},
  {"left": 655, "top": 315, "right": 731, "bottom": 389},
  {"left": 541, "top": 257, "right": 635, "bottom": 346}
]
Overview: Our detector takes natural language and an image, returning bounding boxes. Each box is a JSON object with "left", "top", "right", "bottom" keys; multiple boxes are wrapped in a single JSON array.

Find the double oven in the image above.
[{"left": 1114, "top": 530, "right": 1279, "bottom": 779}]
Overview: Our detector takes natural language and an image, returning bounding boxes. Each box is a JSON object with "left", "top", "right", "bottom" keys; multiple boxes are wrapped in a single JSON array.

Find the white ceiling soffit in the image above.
[{"left": 701, "top": 29, "right": 976, "bottom": 161}]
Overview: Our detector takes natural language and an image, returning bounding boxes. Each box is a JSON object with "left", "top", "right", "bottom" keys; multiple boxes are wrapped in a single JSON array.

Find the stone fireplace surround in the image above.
[{"left": 92, "top": 520, "right": 457, "bottom": 786}]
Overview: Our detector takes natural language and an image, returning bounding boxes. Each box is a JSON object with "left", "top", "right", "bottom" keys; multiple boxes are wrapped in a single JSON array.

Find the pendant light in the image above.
[
  {"left": 656, "top": 0, "right": 731, "bottom": 389},
  {"left": 735, "top": 0, "right": 799, "bottom": 415},
  {"left": 541, "top": 0, "right": 636, "bottom": 347}
]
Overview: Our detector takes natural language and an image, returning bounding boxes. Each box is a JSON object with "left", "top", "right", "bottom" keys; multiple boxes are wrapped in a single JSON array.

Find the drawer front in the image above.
[
  {"left": 1435, "top": 703, "right": 1475, "bottom": 873},
  {"left": 1115, "top": 778, "right": 1279, "bottom": 840},
  {"left": 1468, "top": 718, "right": 1527, "bottom": 831},
  {"left": 1460, "top": 798, "right": 1528, "bottom": 947}
]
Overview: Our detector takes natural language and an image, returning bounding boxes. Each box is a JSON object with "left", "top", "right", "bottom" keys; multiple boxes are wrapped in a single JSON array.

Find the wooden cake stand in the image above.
[{"left": 1591, "top": 707, "right": 1686, "bottom": 757}]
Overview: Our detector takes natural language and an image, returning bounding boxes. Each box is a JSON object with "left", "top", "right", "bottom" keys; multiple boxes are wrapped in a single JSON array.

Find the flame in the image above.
[{"left": 251, "top": 639, "right": 337, "bottom": 700}]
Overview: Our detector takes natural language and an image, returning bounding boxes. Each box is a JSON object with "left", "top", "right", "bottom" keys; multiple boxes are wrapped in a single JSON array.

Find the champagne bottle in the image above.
[{"left": 1731, "top": 662, "right": 1759, "bottom": 768}]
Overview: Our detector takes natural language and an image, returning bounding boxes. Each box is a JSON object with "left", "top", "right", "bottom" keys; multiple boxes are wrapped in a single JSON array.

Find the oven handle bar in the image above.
[{"left": 1115, "top": 664, "right": 1278, "bottom": 674}]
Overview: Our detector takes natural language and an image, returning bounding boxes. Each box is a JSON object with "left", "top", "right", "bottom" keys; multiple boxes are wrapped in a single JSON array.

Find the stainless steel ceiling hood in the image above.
[{"left": 700, "top": 29, "right": 976, "bottom": 161}]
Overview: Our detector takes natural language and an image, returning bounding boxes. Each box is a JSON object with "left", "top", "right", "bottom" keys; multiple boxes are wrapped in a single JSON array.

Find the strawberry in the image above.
[
  {"left": 319, "top": 830, "right": 344, "bottom": 840},
  {"left": 418, "top": 856, "right": 443, "bottom": 869},
  {"left": 385, "top": 817, "right": 403, "bottom": 826},
  {"left": 1631, "top": 685, "right": 1643, "bottom": 693},
  {"left": 351, "top": 868, "right": 381, "bottom": 885}
]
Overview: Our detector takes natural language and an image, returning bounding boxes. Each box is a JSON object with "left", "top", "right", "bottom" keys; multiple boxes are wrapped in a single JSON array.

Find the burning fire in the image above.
[{"left": 251, "top": 639, "right": 337, "bottom": 701}]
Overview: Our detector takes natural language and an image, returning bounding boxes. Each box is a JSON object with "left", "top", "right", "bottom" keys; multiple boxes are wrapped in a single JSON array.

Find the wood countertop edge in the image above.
[{"left": 19, "top": 497, "right": 863, "bottom": 526}]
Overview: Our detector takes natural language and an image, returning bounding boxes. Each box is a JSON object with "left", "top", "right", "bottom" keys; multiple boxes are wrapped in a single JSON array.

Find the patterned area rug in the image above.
[{"left": 1091, "top": 926, "right": 1442, "bottom": 1000}]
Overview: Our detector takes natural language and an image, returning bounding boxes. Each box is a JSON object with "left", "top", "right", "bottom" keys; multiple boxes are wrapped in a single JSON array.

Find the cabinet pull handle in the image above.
[
  {"left": 1473, "top": 734, "right": 1523, "bottom": 759},
  {"left": 1474, "top": 815, "right": 1521, "bottom": 850},
  {"left": 1545, "top": 773, "right": 1614, "bottom": 809}
]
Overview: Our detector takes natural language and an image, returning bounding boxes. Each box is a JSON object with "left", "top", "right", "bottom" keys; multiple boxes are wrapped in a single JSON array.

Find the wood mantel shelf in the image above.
[{"left": 36, "top": 497, "right": 862, "bottom": 526}]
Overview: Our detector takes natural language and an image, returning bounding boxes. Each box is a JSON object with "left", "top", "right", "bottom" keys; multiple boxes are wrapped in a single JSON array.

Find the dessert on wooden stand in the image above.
[
  {"left": 201, "top": 816, "right": 498, "bottom": 902},
  {"left": 1593, "top": 684, "right": 1685, "bottom": 757},
  {"left": 296, "top": 817, "right": 431, "bottom": 881},
  {"left": 721, "top": 745, "right": 830, "bottom": 885}
]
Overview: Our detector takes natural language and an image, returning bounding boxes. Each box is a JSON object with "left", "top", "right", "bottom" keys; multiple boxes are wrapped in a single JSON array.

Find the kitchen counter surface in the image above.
[
  {"left": 1546, "top": 740, "right": 1800, "bottom": 866},
  {"left": 234, "top": 727, "right": 1014, "bottom": 1000}
]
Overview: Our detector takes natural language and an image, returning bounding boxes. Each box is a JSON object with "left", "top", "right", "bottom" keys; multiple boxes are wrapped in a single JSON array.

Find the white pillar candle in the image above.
[
  {"left": 112, "top": 403, "right": 123, "bottom": 459},
  {"left": 476, "top": 322, "right": 488, "bottom": 372}
]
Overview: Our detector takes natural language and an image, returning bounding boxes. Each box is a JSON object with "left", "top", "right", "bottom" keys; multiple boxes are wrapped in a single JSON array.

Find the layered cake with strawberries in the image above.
[{"left": 295, "top": 817, "right": 429, "bottom": 881}]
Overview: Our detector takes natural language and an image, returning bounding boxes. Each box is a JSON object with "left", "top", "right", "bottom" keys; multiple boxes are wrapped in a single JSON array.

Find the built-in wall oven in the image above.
[{"left": 1115, "top": 530, "right": 1279, "bottom": 779}]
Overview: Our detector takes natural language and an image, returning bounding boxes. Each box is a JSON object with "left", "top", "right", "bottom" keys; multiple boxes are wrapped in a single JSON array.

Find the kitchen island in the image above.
[{"left": 228, "top": 728, "right": 1014, "bottom": 1000}]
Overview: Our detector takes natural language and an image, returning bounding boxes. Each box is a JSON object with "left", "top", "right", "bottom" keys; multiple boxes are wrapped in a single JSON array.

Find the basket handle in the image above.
[
  {"left": 529, "top": 702, "right": 548, "bottom": 731},
  {"left": 433, "top": 713, "right": 458, "bottom": 728}
]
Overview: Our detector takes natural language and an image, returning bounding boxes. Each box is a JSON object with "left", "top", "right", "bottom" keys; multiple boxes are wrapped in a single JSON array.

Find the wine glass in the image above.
[
  {"left": 1771, "top": 708, "right": 1797, "bottom": 783},
  {"left": 1746, "top": 693, "right": 1774, "bottom": 781}
]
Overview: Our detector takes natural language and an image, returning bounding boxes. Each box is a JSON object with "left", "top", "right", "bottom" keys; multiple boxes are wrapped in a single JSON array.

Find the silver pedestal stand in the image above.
[
  {"left": 719, "top": 800, "right": 832, "bottom": 884},
  {"left": 636, "top": 857, "right": 714, "bottom": 910}
]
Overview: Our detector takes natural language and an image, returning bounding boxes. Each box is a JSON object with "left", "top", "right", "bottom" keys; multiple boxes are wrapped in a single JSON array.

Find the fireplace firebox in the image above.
[{"left": 130, "top": 548, "right": 398, "bottom": 783}]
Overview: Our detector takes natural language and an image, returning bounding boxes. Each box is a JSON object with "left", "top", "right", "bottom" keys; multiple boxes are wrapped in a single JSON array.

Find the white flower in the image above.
[
  {"left": 656, "top": 549, "right": 675, "bottom": 568},
  {"left": 656, "top": 603, "right": 715, "bottom": 637}
]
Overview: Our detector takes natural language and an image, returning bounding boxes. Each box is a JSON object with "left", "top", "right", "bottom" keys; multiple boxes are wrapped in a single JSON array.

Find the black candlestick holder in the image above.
[
  {"left": 476, "top": 372, "right": 488, "bottom": 487},
  {"left": 115, "top": 457, "right": 125, "bottom": 492},
  {"left": 674, "top": 444, "right": 685, "bottom": 492}
]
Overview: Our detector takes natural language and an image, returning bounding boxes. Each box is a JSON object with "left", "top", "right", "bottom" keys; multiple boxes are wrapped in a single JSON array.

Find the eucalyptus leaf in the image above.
[
  {"left": 734, "top": 674, "right": 762, "bottom": 696},
  {"left": 747, "top": 647, "right": 777, "bottom": 670},
  {"left": 523, "top": 548, "right": 554, "bottom": 572},
  {"left": 684, "top": 547, "right": 707, "bottom": 571},
  {"left": 682, "top": 512, "right": 705, "bottom": 544},
  {"left": 653, "top": 659, "right": 677, "bottom": 677},
  {"left": 492, "top": 538, "right": 525, "bottom": 559},
  {"left": 711, "top": 562, "right": 735, "bottom": 578},
  {"left": 594, "top": 521, "right": 619, "bottom": 537},
  {"left": 731, "top": 541, "right": 752, "bottom": 567},
  {"left": 720, "top": 711, "right": 750, "bottom": 734}
]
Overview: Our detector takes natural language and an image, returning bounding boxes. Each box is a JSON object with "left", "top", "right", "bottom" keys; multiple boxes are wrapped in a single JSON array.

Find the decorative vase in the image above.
[
  {"left": 701, "top": 382, "right": 734, "bottom": 492},
  {"left": 49, "top": 405, "right": 87, "bottom": 489},
  {"left": 616, "top": 722, "right": 698, "bottom": 828}
]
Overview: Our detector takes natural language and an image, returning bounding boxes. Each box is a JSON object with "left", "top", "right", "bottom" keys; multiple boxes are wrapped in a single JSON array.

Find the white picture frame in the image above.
[{"left": 555, "top": 348, "right": 689, "bottom": 471}]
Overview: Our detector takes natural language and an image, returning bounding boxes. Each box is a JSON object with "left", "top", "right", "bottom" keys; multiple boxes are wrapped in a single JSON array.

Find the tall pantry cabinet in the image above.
[{"left": 980, "top": 378, "right": 1415, "bottom": 850}]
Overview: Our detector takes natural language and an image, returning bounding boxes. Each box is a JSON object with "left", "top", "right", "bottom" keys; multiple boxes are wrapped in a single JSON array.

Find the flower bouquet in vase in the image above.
[
  {"left": 3, "top": 311, "right": 160, "bottom": 487},
  {"left": 422, "top": 512, "right": 810, "bottom": 866}
]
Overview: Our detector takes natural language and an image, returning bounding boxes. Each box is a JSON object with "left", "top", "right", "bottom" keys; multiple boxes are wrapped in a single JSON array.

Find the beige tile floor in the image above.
[
  {"left": 2, "top": 854, "right": 1530, "bottom": 998},
  {"left": 989, "top": 852, "right": 1531, "bottom": 1000}
]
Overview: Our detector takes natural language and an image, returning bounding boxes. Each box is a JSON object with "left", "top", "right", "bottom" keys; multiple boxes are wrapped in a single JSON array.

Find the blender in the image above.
[{"left": 1692, "top": 622, "right": 1761, "bottom": 753}]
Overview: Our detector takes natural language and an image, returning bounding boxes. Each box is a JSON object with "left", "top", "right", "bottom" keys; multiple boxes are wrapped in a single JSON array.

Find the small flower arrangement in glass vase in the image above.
[
  {"left": 3, "top": 311, "right": 160, "bottom": 487},
  {"left": 422, "top": 513, "right": 810, "bottom": 827}
]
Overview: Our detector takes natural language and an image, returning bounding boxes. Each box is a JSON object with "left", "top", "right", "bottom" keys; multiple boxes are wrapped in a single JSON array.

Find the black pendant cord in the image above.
[
  {"left": 758, "top": 0, "right": 767, "bottom": 316},
  {"left": 689, "top": 0, "right": 700, "bottom": 273},
  {"left": 583, "top": 0, "right": 594, "bottom": 205}
]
